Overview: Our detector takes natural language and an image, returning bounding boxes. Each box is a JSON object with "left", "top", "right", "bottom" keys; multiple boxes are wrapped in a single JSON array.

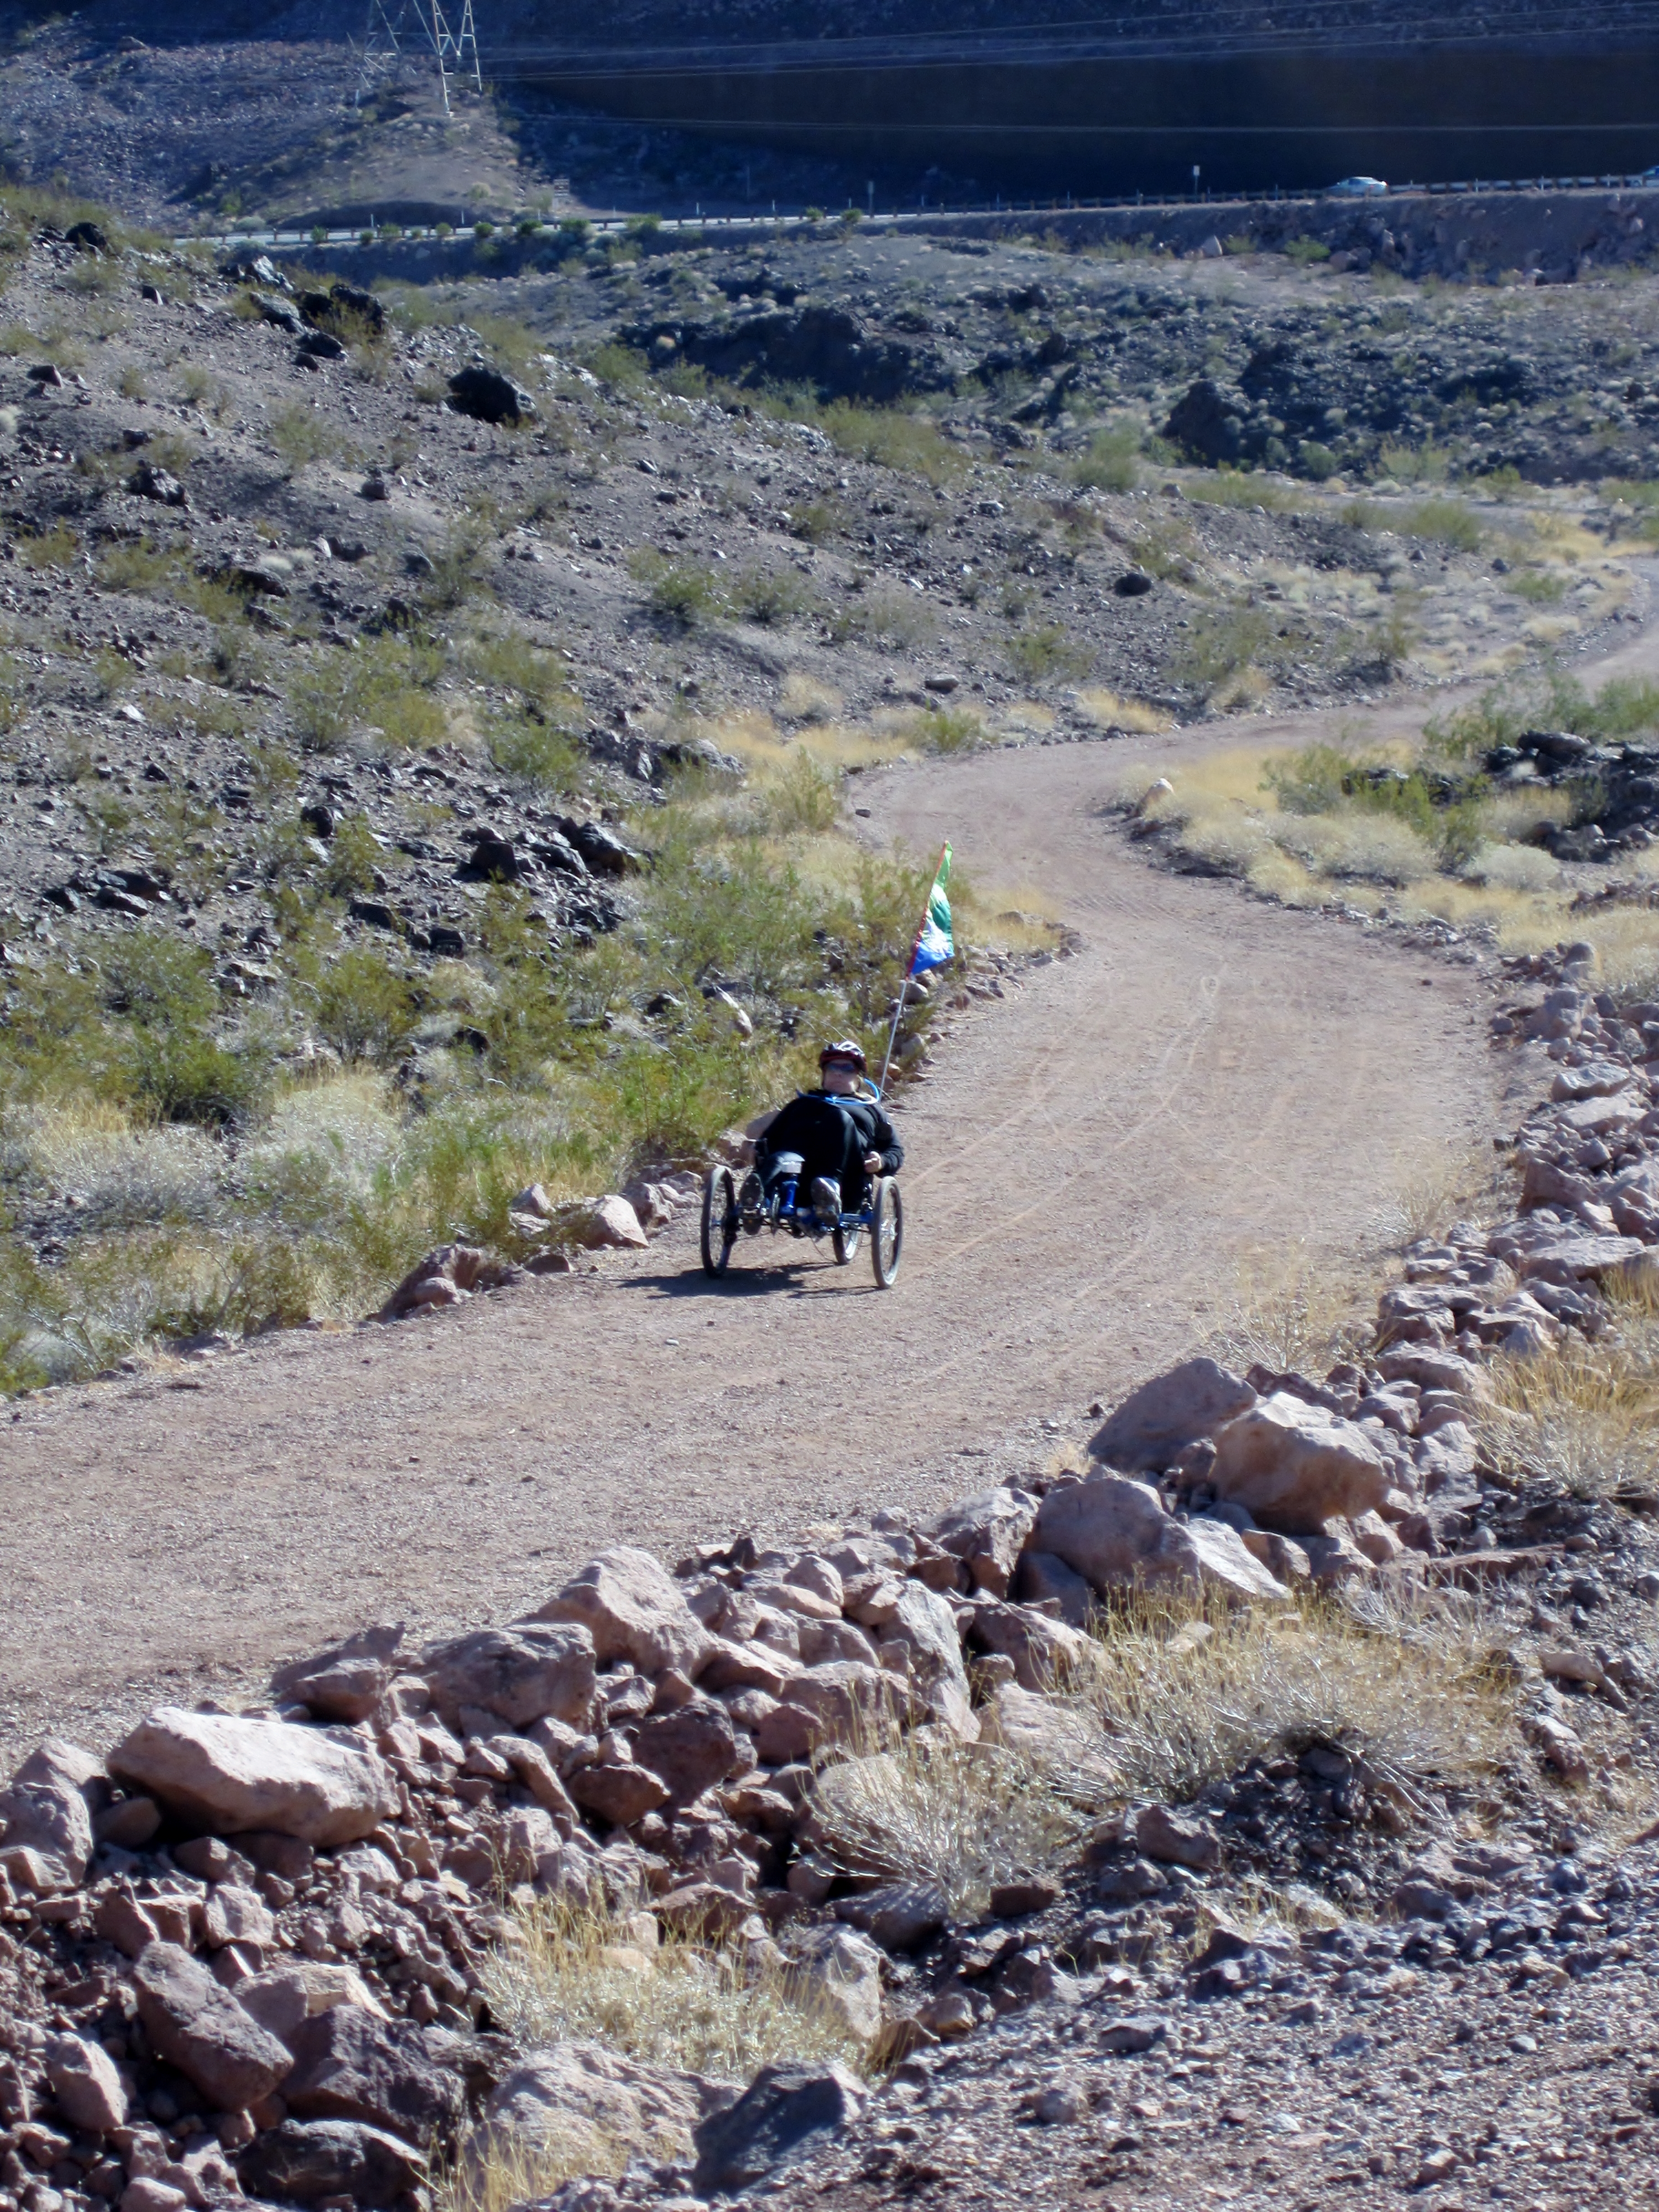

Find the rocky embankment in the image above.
[{"left": 5, "top": 941, "right": 1659, "bottom": 2206}]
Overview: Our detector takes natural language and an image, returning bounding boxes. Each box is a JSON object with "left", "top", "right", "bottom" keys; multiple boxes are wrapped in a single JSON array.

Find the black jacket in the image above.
[{"left": 758, "top": 1089, "right": 904, "bottom": 1177}]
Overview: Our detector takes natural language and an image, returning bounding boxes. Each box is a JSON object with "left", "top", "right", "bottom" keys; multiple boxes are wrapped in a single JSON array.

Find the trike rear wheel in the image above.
[
  {"left": 701, "top": 1165, "right": 740, "bottom": 1276},
  {"left": 870, "top": 1176, "right": 903, "bottom": 1288}
]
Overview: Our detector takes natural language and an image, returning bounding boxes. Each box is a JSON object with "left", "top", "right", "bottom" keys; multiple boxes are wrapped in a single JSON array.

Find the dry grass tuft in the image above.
[
  {"left": 1208, "top": 1241, "right": 1370, "bottom": 1375},
  {"left": 1473, "top": 1315, "right": 1659, "bottom": 1498},
  {"left": 1073, "top": 686, "right": 1171, "bottom": 734},
  {"left": 810, "top": 1734, "right": 1087, "bottom": 1914},
  {"left": 477, "top": 1894, "right": 862, "bottom": 2081},
  {"left": 1076, "top": 1589, "right": 1517, "bottom": 1808},
  {"left": 437, "top": 2117, "right": 634, "bottom": 2212}
]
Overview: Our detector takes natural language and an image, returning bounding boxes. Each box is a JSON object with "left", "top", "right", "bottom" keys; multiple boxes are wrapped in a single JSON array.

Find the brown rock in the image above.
[
  {"left": 0, "top": 1738, "right": 102, "bottom": 1890},
  {"left": 95, "top": 1886, "right": 163, "bottom": 1959},
  {"left": 1091, "top": 1358, "right": 1257, "bottom": 1474},
  {"left": 927, "top": 1487, "right": 1040, "bottom": 1599},
  {"left": 111, "top": 1709, "right": 398, "bottom": 1847},
  {"left": 283, "top": 2008, "right": 464, "bottom": 2146},
  {"left": 530, "top": 1547, "right": 714, "bottom": 1678},
  {"left": 421, "top": 1625, "right": 597, "bottom": 1733},
  {"left": 632, "top": 1701, "right": 740, "bottom": 1801},
  {"left": 1208, "top": 1392, "right": 1390, "bottom": 1535},
  {"left": 971, "top": 1601, "right": 1092, "bottom": 1691},
  {"left": 1135, "top": 1802, "right": 1221, "bottom": 1871},
  {"left": 132, "top": 1942, "right": 293, "bottom": 2110},
  {"left": 566, "top": 1762, "right": 670, "bottom": 1827},
  {"left": 45, "top": 2033, "right": 128, "bottom": 2132}
]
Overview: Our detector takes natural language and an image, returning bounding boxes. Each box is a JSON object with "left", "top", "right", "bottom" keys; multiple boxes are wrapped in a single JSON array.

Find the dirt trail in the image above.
[{"left": 0, "top": 718, "right": 1512, "bottom": 1768}]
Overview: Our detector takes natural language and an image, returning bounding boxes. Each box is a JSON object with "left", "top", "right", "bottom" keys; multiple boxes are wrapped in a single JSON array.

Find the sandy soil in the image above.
[{"left": 0, "top": 708, "right": 1514, "bottom": 1769}]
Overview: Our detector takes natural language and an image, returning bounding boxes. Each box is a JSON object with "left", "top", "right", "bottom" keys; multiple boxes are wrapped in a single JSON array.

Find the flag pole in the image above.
[{"left": 877, "top": 841, "right": 948, "bottom": 1098}]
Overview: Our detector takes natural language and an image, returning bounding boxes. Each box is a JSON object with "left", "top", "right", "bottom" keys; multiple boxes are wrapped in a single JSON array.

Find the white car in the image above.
[{"left": 1327, "top": 175, "right": 1388, "bottom": 197}]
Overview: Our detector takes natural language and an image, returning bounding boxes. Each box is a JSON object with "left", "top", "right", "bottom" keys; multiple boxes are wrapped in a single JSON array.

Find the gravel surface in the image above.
[{"left": 0, "top": 719, "right": 1503, "bottom": 1771}]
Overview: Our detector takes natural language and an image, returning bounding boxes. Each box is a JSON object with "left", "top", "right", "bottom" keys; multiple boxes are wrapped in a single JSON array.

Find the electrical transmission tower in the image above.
[{"left": 354, "top": 0, "right": 481, "bottom": 116}]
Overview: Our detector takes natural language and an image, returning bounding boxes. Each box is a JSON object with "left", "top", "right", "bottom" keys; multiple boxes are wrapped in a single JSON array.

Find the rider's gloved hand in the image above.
[{"left": 863, "top": 1151, "right": 883, "bottom": 1176}]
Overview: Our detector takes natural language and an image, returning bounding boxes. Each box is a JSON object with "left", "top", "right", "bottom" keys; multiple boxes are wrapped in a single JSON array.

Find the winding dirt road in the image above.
[{"left": 0, "top": 716, "right": 1511, "bottom": 1768}]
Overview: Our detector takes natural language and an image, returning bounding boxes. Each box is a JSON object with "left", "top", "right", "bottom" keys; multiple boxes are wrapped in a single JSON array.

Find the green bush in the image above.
[
  {"left": 306, "top": 947, "right": 422, "bottom": 1065},
  {"left": 766, "top": 749, "right": 842, "bottom": 835},
  {"left": 629, "top": 549, "right": 726, "bottom": 627},
  {"left": 733, "top": 565, "right": 813, "bottom": 627},
  {"left": 1263, "top": 743, "right": 1486, "bottom": 870},
  {"left": 489, "top": 715, "right": 582, "bottom": 794},
  {"left": 1005, "top": 624, "right": 1092, "bottom": 682},
  {"left": 1406, "top": 498, "right": 1483, "bottom": 554},
  {"left": 1069, "top": 422, "right": 1141, "bottom": 494},
  {"left": 1284, "top": 237, "right": 1331, "bottom": 265}
]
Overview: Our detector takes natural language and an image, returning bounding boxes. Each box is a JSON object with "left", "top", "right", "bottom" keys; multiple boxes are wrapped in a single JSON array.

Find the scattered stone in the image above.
[
  {"left": 131, "top": 1941, "right": 294, "bottom": 2109},
  {"left": 692, "top": 2062, "right": 865, "bottom": 2197}
]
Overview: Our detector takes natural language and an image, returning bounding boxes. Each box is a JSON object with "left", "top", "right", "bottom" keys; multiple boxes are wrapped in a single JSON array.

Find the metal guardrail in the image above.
[{"left": 179, "top": 175, "right": 1659, "bottom": 252}]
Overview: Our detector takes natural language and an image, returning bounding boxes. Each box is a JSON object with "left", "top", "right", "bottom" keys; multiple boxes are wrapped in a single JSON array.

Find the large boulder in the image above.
[
  {"left": 45, "top": 2033, "right": 128, "bottom": 2132},
  {"left": 567, "top": 1761, "right": 670, "bottom": 1827},
  {"left": 1091, "top": 1358, "right": 1257, "bottom": 1474},
  {"left": 448, "top": 365, "right": 536, "bottom": 425},
  {"left": 754, "top": 1662, "right": 910, "bottom": 1764},
  {"left": 0, "top": 1738, "right": 101, "bottom": 1890},
  {"left": 132, "top": 1943, "right": 294, "bottom": 2109},
  {"left": 692, "top": 2063, "right": 865, "bottom": 2198},
  {"left": 421, "top": 1624, "right": 596, "bottom": 1732},
  {"left": 471, "top": 2043, "right": 712, "bottom": 2180},
  {"left": 926, "top": 1487, "right": 1040, "bottom": 1598},
  {"left": 1034, "top": 1473, "right": 1286, "bottom": 1601},
  {"left": 530, "top": 1547, "right": 714, "bottom": 1677},
  {"left": 971, "top": 1600, "right": 1092, "bottom": 1691},
  {"left": 239, "top": 2120, "right": 426, "bottom": 2208},
  {"left": 111, "top": 1708, "right": 399, "bottom": 1846},
  {"left": 632, "top": 1699, "right": 740, "bottom": 1801},
  {"left": 1208, "top": 1392, "right": 1390, "bottom": 1534},
  {"left": 870, "top": 1582, "right": 974, "bottom": 1727},
  {"left": 282, "top": 2007, "right": 465, "bottom": 2146},
  {"left": 272, "top": 1626, "right": 404, "bottom": 1723},
  {"left": 790, "top": 1928, "right": 884, "bottom": 2042}
]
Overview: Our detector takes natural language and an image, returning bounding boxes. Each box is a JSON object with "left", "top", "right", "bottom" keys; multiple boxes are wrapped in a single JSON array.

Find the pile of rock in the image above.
[{"left": 377, "top": 1177, "right": 702, "bottom": 1318}]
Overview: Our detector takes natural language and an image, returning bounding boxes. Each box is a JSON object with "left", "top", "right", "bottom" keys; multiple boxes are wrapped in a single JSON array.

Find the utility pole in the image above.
[{"left": 354, "top": 0, "right": 481, "bottom": 117}]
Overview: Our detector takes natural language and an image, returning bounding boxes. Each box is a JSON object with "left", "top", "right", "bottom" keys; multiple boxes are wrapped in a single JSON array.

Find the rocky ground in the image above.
[{"left": 8, "top": 88, "right": 1659, "bottom": 2212}]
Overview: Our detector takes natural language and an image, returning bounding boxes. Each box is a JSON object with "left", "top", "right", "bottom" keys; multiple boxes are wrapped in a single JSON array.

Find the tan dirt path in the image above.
[{"left": 0, "top": 713, "right": 1523, "bottom": 1768}]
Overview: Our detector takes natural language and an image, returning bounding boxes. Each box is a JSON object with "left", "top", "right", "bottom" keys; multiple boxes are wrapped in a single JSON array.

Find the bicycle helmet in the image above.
[{"left": 819, "top": 1039, "right": 867, "bottom": 1073}]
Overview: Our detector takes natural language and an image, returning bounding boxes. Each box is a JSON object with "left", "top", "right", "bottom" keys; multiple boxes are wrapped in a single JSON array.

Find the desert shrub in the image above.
[
  {"left": 1262, "top": 743, "right": 1485, "bottom": 870},
  {"left": 904, "top": 706, "right": 986, "bottom": 755},
  {"left": 1172, "top": 605, "right": 1273, "bottom": 692},
  {"left": 1005, "top": 623, "right": 1092, "bottom": 682},
  {"left": 1077, "top": 1589, "right": 1515, "bottom": 1805},
  {"left": 628, "top": 549, "right": 724, "bottom": 627},
  {"left": 732, "top": 565, "right": 814, "bottom": 627},
  {"left": 646, "top": 841, "right": 822, "bottom": 1001},
  {"left": 304, "top": 946, "right": 422, "bottom": 1065},
  {"left": 476, "top": 1893, "right": 860, "bottom": 2095},
  {"left": 17, "top": 523, "right": 78, "bottom": 570},
  {"left": 1509, "top": 570, "right": 1566, "bottom": 605},
  {"left": 1070, "top": 422, "right": 1142, "bottom": 493},
  {"left": 810, "top": 400, "right": 963, "bottom": 488},
  {"left": 765, "top": 748, "right": 841, "bottom": 834},
  {"left": 1473, "top": 1317, "right": 1659, "bottom": 1499},
  {"left": 1284, "top": 237, "right": 1331, "bottom": 265},
  {"left": 1406, "top": 498, "right": 1483, "bottom": 553},
  {"left": 269, "top": 405, "right": 348, "bottom": 476},
  {"left": 810, "top": 1738, "right": 1086, "bottom": 1917},
  {"left": 489, "top": 716, "right": 581, "bottom": 795}
]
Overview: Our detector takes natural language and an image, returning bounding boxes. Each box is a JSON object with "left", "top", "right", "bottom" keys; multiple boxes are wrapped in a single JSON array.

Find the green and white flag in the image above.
[{"left": 910, "top": 844, "right": 953, "bottom": 974}]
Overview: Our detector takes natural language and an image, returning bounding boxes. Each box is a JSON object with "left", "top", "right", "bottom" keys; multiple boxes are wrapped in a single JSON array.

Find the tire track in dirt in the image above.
[{"left": 0, "top": 722, "right": 1509, "bottom": 1768}]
